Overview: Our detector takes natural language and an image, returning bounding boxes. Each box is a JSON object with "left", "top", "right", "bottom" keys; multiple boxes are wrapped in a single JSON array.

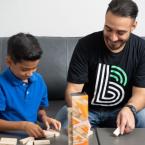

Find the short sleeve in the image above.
[
  {"left": 133, "top": 47, "right": 145, "bottom": 87},
  {"left": 67, "top": 40, "right": 88, "bottom": 84},
  {"left": 0, "top": 87, "right": 6, "bottom": 111},
  {"left": 39, "top": 80, "right": 49, "bottom": 108}
]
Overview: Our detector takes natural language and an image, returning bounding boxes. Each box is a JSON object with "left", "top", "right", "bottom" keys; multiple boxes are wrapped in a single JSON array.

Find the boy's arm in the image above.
[
  {"left": 0, "top": 119, "right": 44, "bottom": 138},
  {"left": 38, "top": 108, "right": 49, "bottom": 123},
  {"left": 0, "top": 119, "right": 26, "bottom": 131}
]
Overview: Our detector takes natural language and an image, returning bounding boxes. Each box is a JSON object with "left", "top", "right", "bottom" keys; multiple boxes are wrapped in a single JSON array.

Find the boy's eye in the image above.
[
  {"left": 21, "top": 68, "right": 37, "bottom": 72},
  {"left": 22, "top": 69, "right": 29, "bottom": 72}
]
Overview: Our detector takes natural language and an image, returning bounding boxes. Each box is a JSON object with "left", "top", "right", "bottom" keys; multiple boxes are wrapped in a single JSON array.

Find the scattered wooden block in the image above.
[
  {"left": 43, "top": 129, "right": 60, "bottom": 138},
  {"left": 0, "top": 137, "right": 17, "bottom": 142},
  {"left": 49, "top": 129, "right": 60, "bottom": 137},
  {"left": 0, "top": 141, "right": 15, "bottom": 145},
  {"left": 25, "top": 140, "right": 33, "bottom": 145},
  {"left": 0, "top": 137, "right": 17, "bottom": 145},
  {"left": 19, "top": 137, "right": 34, "bottom": 144},
  {"left": 33, "top": 139, "right": 50, "bottom": 145},
  {"left": 43, "top": 130, "right": 54, "bottom": 138},
  {"left": 113, "top": 127, "right": 120, "bottom": 136},
  {"left": 88, "top": 130, "right": 93, "bottom": 137}
]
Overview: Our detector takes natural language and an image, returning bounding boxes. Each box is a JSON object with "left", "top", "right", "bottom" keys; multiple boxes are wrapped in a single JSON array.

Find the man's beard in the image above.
[{"left": 104, "top": 38, "right": 127, "bottom": 51}]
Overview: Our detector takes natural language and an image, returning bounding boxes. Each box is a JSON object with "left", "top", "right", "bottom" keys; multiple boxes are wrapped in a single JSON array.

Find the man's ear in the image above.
[{"left": 131, "top": 20, "right": 137, "bottom": 32}]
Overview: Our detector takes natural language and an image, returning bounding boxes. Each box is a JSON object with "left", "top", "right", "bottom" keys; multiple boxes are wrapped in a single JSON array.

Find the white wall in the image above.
[{"left": 0, "top": 0, "right": 144, "bottom": 37}]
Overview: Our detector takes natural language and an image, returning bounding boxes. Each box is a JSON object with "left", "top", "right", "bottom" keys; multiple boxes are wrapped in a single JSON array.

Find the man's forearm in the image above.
[
  {"left": 127, "top": 96, "right": 145, "bottom": 111},
  {"left": 65, "top": 91, "right": 72, "bottom": 107},
  {"left": 65, "top": 83, "right": 84, "bottom": 107},
  {"left": 126, "top": 86, "right": 145, "bottom": 111}
]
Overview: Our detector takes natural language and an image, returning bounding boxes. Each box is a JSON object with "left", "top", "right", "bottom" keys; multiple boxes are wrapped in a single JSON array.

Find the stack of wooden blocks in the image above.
[{"left": 68, "top": 93, "right": 89, "bottom": 145}]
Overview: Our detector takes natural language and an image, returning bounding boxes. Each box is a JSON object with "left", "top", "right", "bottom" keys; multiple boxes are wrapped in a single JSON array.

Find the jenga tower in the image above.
[{"left": 68, "top": 92, "right": 89, "bottom": 145}]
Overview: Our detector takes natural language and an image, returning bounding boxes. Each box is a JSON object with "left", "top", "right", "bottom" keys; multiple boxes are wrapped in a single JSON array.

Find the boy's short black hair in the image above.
[
  {"left": 107, "top": 0, "right": 138, "bottom": 19},
  {"left": 7, "top": 33, "right": 42, "bottom": 63}
]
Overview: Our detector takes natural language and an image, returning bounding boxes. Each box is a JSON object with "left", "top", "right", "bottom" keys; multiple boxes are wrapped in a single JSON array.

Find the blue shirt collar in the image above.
[{"left": 5, "top": 68, "right": 37, "bottom": 86}]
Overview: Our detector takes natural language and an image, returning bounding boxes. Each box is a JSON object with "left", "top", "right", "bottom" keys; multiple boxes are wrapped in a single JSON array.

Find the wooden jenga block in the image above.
[
  {"left": 43, "top": 129, "right": 60, "bottom": 138},
  {"left": 19, "top": 137, "right": 34, "bottom": 144},
  {"left": 25, "top": 140, "right": 33, "bottom": 145},
  {"left": 113, "top": 127, "right": 120, "bottom": 136},
  {"left": 0, "top": 137, "right": 17, "bottom": 145},
  {"left": 88, "top": 130, "right": 93, "bottom": 137},
  {"left": 49, "top": 129, "right": 60, "bottom": 137},
  {"left": 0, "top": 142, "right": 15, "bottom": 145},
  {"left": 33, "top": 139, "right": 50, "bottom": 145}
]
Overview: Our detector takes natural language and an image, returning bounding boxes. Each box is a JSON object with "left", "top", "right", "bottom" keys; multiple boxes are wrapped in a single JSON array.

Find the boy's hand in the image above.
[
  {"left": 22, "top": 122, "right": 45, "bottom": 138},
  {"left": 47, "top": 117, "right": 61, "bottom": 131},
  {"left": 38, "top": 109, "right": 61, "bottom": 131},
  {"left": 42, "top": 116, "right": 61, "bottom": 131}
]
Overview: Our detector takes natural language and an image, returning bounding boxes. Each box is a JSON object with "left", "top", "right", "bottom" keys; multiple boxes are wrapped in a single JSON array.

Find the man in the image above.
[
  {"left": 0, "top": 33, "right": 61, "bottom": 138},
  {"left": 65, "top": 0, "right": 145, "bottom": 134}
]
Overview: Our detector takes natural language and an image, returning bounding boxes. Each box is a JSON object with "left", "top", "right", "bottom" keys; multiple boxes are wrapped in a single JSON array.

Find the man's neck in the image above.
[
  {"left": 109, "top": 46, "right": 124, "bottom": 53},
  {"left": 108, "top": 43, "right": 126, "bottom": 53}
]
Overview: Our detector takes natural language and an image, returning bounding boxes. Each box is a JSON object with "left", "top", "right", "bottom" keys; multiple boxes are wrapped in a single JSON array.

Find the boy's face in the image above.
[{"left": 6, "top": 57, "right": 40, "bottom": 82}]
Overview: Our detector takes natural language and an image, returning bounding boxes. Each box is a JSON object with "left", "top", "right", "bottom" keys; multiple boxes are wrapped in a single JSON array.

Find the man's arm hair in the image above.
[
  {"left": 65, "top": 82, "right": 84, "bottom": 107},
  {"left": 126, "top": 86, "right": 145, "bottom": 111}
]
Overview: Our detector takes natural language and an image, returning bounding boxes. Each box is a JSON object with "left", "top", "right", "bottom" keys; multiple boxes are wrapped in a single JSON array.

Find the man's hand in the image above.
[
  {"left": 22, "top": 122, "right": 45, "bottom": 138},
  {"left": 116, "top": 107, "right": 135, "bottom": 134}
]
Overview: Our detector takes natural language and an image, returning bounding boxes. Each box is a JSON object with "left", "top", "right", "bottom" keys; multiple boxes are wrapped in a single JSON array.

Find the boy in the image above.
[{"left": 0, "top": 33, "right": 61, "bottom": 138}]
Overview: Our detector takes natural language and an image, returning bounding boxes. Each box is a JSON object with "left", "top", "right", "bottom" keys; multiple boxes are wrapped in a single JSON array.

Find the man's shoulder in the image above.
[
  {"left": 130, "top": 33, "right": 145, "bottom": 44},
  {"left": 129, "top": 34, "right": 145, "bottom": 55},
  {"left": 79, "top": 31, "right": 103, "bottom": 43}
]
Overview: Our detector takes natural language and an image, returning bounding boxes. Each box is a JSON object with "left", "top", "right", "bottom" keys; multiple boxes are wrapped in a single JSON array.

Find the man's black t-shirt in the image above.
[{"left": 67, "top": 31, "right": 145, "bottom": 110}]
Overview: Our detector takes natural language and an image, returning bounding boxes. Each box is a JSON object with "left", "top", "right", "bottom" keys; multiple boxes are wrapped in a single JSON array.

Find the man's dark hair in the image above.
[
  {"left": 106, "top": 0, "right": 138, "bottom": 19},
  {"left": 7, "top": 33, "right": 43, "bottom": 63}
]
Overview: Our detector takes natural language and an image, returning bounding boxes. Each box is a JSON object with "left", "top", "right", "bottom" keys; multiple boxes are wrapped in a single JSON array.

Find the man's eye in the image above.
[
  {"left": 117, "top": 32, "right": 125, "bottom": 35},
  {"left": 106, "top": 28, "right": 112, "bottom": 32}
]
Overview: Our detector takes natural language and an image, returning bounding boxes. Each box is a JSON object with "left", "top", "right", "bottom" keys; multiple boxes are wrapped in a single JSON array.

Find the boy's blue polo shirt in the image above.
[{"left": 0, "top": 68, "right": 48, "bottom": 122}]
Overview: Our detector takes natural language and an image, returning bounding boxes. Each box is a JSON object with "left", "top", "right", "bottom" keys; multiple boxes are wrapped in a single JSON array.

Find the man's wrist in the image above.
[{"left": 125, "top": 104, "right": 137, "bottom": 117}]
